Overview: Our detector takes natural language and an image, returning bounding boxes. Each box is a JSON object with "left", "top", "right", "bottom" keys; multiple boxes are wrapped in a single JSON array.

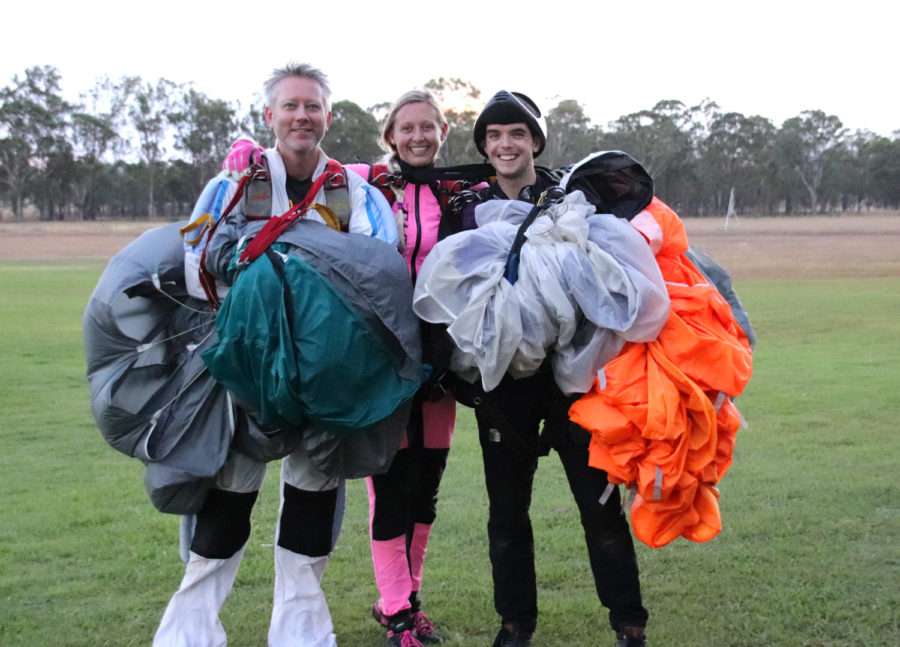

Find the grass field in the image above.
[{"left": 1, "top": 216, "right": 898, "bottom": 646}]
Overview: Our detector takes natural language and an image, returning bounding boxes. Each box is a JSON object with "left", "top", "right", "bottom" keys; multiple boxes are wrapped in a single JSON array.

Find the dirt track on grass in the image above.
[{"left": 1, "top": 214, "right": 898, "bottom": 280}]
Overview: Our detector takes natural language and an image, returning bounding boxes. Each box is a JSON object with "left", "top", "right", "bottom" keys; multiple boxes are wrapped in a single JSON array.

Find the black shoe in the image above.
[
  {"left": 493, "top": 624, "right": 532, "bottom": 647},
  {"left": 615, "top": 627, "right": 647, "bottom": 647},
  {"left": 385, "top": 609, "right": 424, "bottom": 647}
]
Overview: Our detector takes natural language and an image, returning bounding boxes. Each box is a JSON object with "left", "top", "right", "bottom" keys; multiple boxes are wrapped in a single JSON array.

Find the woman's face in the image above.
[{"left": 388, "top": 102, "right": 448, "bottom": 167}]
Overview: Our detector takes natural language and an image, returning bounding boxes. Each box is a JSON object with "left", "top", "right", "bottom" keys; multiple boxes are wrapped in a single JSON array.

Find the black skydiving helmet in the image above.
[
  {"left": 559, "top": 150, "right": 654, "bottom": 220},
  {"left": 474, "top": 90, "right": 548, "bottom": 159}
]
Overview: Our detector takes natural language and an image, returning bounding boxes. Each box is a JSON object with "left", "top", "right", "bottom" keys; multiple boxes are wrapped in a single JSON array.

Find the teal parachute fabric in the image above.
[{"left": 202, "top": 238, "right": 420, "bottom": 434}]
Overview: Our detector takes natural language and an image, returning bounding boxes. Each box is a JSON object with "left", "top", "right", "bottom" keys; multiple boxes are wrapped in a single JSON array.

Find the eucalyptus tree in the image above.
[
  {"left": 604, "top": 100, "right": 699, "bottom": 213},
  {"left": 701, "top": 112, "right": 776, "bottom": 214},
  {"left": 161, "top": 159, "right": 200, "bottom": 217},
  {"left": 0, "top": 65, "right": 73, "bottom": 219},
  {"left": 323, "top": 99, "right": 382, "bottom": 164},
  {"left": 71, "top": 111, "right": 119, "bottom": 214},
  {"left": 237, "top": 94, "right": 273, "bottom": 149},
  {"left": 70, "top": 76, "right": 138, "bottom": 218},
  {"left": 859, "top": 133, "right": 900, "bottom": 208},
  {"left": 99, "top": 160, "right": 150, "bottom": 219},
  {"left": 544, "top": 99, "right": 597, "bottom": 169},
  {"left": 169, "top": 87, "right": 240, "bottom": 193},
  {"left": 425, "top": 77, "right": 482, "bottom": 165},
  {"left": 129, "top": 77, "right": 177, "bottom": 218},
  {"left": 775, "top": 110, "right": 846, "bottom": 214}
]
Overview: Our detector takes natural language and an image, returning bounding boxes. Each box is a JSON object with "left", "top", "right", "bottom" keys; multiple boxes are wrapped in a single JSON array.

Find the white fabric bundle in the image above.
[{"left": 413, "top": 191, "right": 670, "bottom": 394}]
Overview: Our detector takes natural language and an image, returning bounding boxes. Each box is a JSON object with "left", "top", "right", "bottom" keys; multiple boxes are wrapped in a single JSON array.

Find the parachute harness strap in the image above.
[
  {"left": 599, "top": 481, "right": 617, "bottom": 506},
  {"left": 147, "top": 330, "right": 218, "bottom": 434},
  {"left": 198, "top": 166, "right": 268, "bottom": 308},
  {"left": 237, "top": 159, "right": 344, "bottom": 269},
  {"left": 503, "top": 186, "right": 566, "bottom": 284},
  {"left": 653, "top": 465, "right": 664, "bottom": 501},
  {"left": 148, "top": 272, "right": 208, "bottom": 315},
  {"left": 180, "top": 214, "right": 214, "bottom": 247},
  {"left": 307, "top": 204, "right": 342, "bottom": 232}
]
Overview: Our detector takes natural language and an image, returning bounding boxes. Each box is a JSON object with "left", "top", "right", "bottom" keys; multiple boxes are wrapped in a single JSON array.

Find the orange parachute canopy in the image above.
[{"left": 569, "top": 198, "right": 752, "bottom": 548}]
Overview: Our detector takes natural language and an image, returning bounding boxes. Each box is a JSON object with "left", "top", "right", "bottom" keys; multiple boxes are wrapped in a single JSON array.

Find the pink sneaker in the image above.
[
  {"left": 387, "top": 629, "right": 424, "bottom": 647},
  {"left": 411, "top": 610, "right": 444, "bottom": 644},
  {"left": 373, "top": 603, "right": 427, "bottom": 647},
  {"left": 372, "top": 600, "right": 390, "bottom": 628}
]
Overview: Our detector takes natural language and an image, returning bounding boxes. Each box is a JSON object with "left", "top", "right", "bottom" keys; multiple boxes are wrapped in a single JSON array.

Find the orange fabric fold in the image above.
[{"left": 569, "top": 198, "right": 752, "bottom": 548}]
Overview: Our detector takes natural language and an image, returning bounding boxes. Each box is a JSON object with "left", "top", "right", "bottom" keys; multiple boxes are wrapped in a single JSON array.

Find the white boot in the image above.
[
  {"left": 153, "top": 547, "right": 245, "bottom": 647},
  {"left": 268, "top": 546, "right": 336, "bottom": 647}
]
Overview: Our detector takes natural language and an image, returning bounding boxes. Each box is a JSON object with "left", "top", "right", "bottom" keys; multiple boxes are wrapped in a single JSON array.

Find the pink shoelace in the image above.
[
  {"left": 411, "top": 611, "right": 437, "bottom": 638},
  {"left": 389, "top": 629, "right": 424, "bottom": 647}
]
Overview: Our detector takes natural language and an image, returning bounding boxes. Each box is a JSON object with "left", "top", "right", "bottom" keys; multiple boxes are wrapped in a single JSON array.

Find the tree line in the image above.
[{"left": 2, "top": 66, "right": 898, "bottom": 221}]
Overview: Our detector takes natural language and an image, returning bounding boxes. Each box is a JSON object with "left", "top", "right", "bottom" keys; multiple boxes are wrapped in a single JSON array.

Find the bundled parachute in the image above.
[
  {"left": 201, "top": 219, "right": 422, "bottom": 476},
  {"left": 83, "top": 222, "right": 235, "bottom": 514},
  {"left": 569, "top": 197, "right": 754, "bottom": 548},
  {"left": 413, "top": 190, "right": 670, "bottom": 394},
  {"left": 412, "top": 149, "right": 754, "bottom": 547},
  {"left": 84, "top": 161, "right": 421, "bottom": 514}
]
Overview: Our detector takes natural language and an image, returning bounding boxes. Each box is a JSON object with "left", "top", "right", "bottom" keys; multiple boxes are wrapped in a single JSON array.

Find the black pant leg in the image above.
[
  {"left": 410, "top": 447, "right": 450, "bottom": 526},
  {"left": 475, "top": 375, "right": 547, "bottom": 635},
  {"left": 556, "top": 424, "right": 649, "bottom": 632}
]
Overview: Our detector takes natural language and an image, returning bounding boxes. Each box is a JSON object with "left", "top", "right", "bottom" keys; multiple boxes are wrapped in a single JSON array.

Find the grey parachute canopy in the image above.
[
  {"left": 82, "top": 222, "right": 238, "bottom": 514},
  {"left": 683, "top": 246, "right": 757, "bottom": 347},
  {"left": 83, "top": 218, "right": 418, "bottom": 515}
]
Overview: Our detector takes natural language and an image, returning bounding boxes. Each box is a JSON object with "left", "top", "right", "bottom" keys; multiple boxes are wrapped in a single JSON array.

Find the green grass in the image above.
[{"left": 1, "top": 262, "right": 898, "bottom": 647}]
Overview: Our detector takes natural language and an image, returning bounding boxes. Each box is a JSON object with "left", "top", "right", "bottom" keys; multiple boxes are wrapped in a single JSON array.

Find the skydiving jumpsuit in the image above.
[
  {"left": 154, "top": 150, "right": 397, "bottom": 647},
  {"left": 346, "top": 161, "right": 456, "bottom": 621}
]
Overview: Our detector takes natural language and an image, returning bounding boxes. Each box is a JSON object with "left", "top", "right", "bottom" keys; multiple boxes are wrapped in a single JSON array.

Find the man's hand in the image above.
[{"left": 223, "top": 138, "right": 265, "bottom": 179}]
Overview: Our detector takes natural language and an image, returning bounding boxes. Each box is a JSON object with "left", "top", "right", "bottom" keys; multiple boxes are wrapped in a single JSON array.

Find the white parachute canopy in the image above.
[{"left": 413, "top": 191, "right": 670, "bottom": 394}]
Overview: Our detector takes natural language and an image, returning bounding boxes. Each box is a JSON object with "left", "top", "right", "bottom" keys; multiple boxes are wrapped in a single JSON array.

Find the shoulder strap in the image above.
[
  {"left": 503, "top": 187, "right": 566, "bottom": 284},
  {"left": 434, "top": 178, "right": 468, "bottom": 213},
  {"left": 399, "top": 163, "right": 494, "bottom": 185},
  {"left": 238, "top": 162, "right": 342, "bottom": 266},
  {"left": 362, "top": 162, "right": 399, "bottom": 204},
  {"left": 198, "top": 168, "right": 264, "bottom": 307},
  {"left": 321, "top": 159, "right": 352, "bottom": 230}
]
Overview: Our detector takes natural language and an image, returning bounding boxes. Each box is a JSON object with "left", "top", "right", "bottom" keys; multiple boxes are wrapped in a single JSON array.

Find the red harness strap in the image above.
[
  {"left": 198, "top": 170, "right": 260, "bottom": 308},
  {"left": 237, "top": 159, "right": 344, "bottom": 266}
]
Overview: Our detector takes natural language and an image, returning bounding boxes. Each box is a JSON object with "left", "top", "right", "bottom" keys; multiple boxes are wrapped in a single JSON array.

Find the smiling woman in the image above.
[{"left": 387, "top": 101, "right": 448, "bottom": 167}]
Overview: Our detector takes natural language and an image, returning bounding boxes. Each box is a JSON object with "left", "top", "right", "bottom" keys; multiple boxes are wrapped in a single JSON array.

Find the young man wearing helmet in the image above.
[
  {"left": 471, "top": 91, "right": 557, "bottom": 204},
  {"left": 459, "top": 90, "right": 650, "bottom": 647}
]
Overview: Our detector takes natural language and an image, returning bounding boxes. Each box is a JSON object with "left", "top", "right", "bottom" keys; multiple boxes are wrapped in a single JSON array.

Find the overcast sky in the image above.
[{"left": 4, "top": 0, "right": 897, "bottom": 137}]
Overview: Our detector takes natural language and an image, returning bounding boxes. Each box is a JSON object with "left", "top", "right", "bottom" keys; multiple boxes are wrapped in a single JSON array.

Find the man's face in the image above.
[
  {"left": 265, "top": 76, "right": 331, "bottom": 156},
  {"left": 482, "top": 123, "right": 539, "bottom": 182}
]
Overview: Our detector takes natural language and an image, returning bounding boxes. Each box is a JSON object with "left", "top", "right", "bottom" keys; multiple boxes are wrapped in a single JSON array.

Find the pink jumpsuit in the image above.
[{"left": 347, "top": 164, "right": 456, "bottom": 618}]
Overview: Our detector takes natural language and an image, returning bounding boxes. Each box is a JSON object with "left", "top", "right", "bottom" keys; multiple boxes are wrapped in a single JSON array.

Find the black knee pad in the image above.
[
  {"left": 190, "top": 489, "right": 259, "bottom": 559},
  {"left": 277, "top": 483, "right": 337, "bottom": 557}
]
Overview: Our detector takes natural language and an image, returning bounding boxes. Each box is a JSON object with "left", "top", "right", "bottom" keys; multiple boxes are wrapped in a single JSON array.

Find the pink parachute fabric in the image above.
[{"left": 569, "top": 197, "right": 753, "bottom": 548}]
